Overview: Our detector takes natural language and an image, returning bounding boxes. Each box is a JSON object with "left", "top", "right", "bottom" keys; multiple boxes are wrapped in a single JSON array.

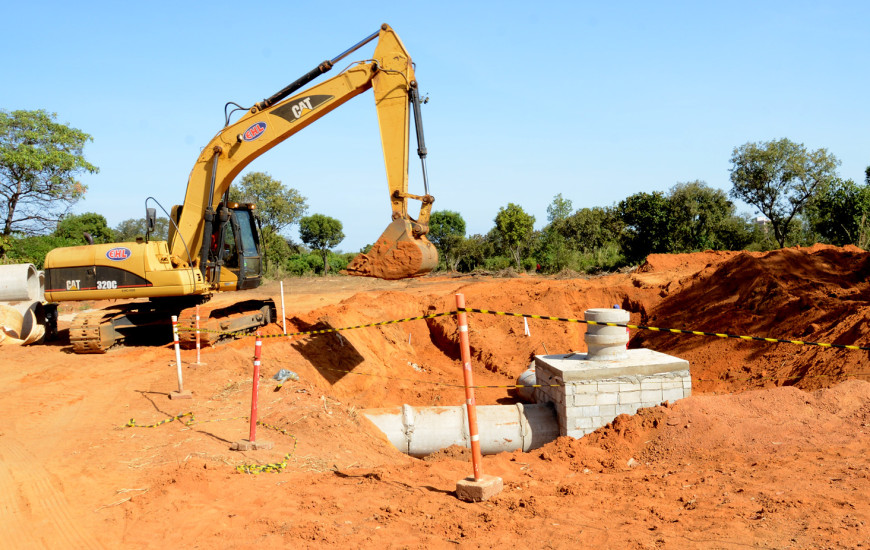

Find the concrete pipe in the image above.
[
  {"left": 0, "top": 264, "right": 43, "bottom": 302},
  {"left": 0, "top": 304, "right": 24, "bottom": 342},
  {"left": 0, "top": 301, "right": 47, "bottom": 346},
  {"left": 362, "top": 403, "right": 559, "bottom": 457},
  {"left": 516, "top": 363, "right": 537, "bottom": 402}
]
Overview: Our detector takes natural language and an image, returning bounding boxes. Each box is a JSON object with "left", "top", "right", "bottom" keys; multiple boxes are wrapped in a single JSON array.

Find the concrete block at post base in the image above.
[
  {"left": 169, "top": 390, "right": 193, "bottom": 400},
  {"left": 456, "top": 474, "right": 503, "bottom": 502},
  {"left": 231, "top": 439, "right": 274, "bottom": 451}
]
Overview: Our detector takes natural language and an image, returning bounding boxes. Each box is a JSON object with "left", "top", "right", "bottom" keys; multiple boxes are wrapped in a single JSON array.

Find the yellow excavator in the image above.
[{"left": 40, "top": 24, "right": 437, "bottom": 353}]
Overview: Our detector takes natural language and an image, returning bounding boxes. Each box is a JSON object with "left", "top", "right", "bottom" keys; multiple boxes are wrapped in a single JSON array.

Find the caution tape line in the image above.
[
  {"left": 180, "top": 307, "right": 868, "bottom": 351},
  {"left": 177, "top": 310, "right": 456, "bottom": 340},
  {"left": 236, "top": 421, "right": 299, "bottom": 475},
  {"left": 694, "top": 371, "right": 870, "bottom": 384},
  {"left": 123, "top": 413, "right": 297, "bottom": 474},
  {"left": 458, "top": 308, "right": 870, "bottom": 351},
  {"left": 125, "top": 412, "right": 195, "bottom": 428}
]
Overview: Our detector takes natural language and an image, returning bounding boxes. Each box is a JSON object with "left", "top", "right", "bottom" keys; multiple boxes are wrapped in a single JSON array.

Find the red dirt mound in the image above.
[
  {"left": 634, "top": 245, "right": 870, "bottom": 392},
  {"left": 4, "top": 246, "right": 870, "bottom": 548}
]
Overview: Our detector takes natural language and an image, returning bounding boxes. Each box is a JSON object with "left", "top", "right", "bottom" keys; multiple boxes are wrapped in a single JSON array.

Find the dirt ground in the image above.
[{"left": 1, "top": 244, "right": 869, "bottom": 549}]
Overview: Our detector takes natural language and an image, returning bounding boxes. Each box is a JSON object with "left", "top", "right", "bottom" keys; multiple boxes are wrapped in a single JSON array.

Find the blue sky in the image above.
[{"left": 4, "top": 1, "right": 868, "bottom": 251}]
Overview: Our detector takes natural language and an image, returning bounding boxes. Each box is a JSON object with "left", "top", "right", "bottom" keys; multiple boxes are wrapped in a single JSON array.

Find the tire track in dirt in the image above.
[{"left": 0, "top": 437, "right": 103, "bottom": 550}]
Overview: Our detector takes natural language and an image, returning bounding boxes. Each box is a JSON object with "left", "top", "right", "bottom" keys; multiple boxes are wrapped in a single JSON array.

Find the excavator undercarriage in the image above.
[{"left": 67, "top": 297, "right": 276, "bottom": 353}]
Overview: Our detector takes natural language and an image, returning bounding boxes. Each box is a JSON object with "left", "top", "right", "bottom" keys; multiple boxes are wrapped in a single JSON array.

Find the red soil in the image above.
[{"left": 1, "top": 245, "right": 868, "bottom": 548}]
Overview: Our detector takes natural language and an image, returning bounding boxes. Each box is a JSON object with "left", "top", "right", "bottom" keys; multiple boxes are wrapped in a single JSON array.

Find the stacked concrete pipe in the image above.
[{"left": 0, "top": 263, "right": 51, "bottom": 345}]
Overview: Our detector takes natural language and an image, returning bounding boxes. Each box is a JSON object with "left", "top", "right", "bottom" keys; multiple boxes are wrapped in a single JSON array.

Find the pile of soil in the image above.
[{"left": 1, "top": 245, "right": 869, "bottom": 548}]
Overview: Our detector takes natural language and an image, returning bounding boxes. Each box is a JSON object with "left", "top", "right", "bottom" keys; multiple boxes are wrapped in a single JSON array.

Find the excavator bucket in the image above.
[{"left": 344, "top": 219, "right": 438, "bottom": 279}]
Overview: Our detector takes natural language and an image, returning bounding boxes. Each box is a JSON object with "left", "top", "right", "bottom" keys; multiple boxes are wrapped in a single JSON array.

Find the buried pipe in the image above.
[{"left": 361, "top": 403, "right": 560, "bottom": 458}]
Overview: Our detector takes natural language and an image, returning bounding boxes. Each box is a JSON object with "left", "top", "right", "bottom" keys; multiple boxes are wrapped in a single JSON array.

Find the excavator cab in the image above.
[{"left": 206, "top": 203, "right": 264, "bottom": 291}]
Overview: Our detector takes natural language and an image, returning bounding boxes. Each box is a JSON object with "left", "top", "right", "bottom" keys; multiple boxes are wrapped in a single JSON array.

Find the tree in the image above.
[
  {"left": 493, "top": 203, "right": 535, "bottom": 269},
  {"left": 55, "top": 212, "right": 114, "bottom": 244},
  {"left": 454, "top": 234, "right": 492, "bottom": 272},
  {"left": 729, "top": 138, "right": 840, "bottom": 247},
  {"left": 667, "top": 180, "right": 736, "bottom": 252},
  {"left": 428, "top": 210, "right": 466, "bottom": 271},
  {"left": 299, "top": 214, "right": 344, "bottom": 275},
  {"left": 4, "top": 234, "right": 78, "bottom": 268},
  {"left": 229, "top": 171, "right": 307, "bottom": 233},
  {"left": 617, "top": 191, "right": 671, "bottom": 263},
  {"left": 561, "top": 206, "right": 622, "bottom": 252},
  {"left": 259, "top": 225, "right": 295, "bottom": 276},
  {"left": 0, "top": 109, "right": 98, "bottom": 236},
  {"left": 114, "top": 216, "right": 170, "bottom": 241},
  {"left": 804, "top": 178, "right": 870, "bottom": 247},
  {"left": 546, "top": 193, "right": 573, "bottom": 225},
  {"left": 533, "top": 226, "right": 573, "bottom": 273}
]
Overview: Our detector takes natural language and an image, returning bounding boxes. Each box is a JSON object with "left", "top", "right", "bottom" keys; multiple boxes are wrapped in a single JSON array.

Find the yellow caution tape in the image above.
[
  {"left": 179, "top": 307, "right": 869, "bottom": 351},
  {"left": 177, "top": 310, "right": 456, "bottom": 340},
  {"left": 458, "top": 308, "right": 870, "bottom": 351},
  {"left": 123, "top": 413, "right": 297, "bottom": 474},
  {"left": 235, "top": 421, "right": 299, "bottom": 475}
]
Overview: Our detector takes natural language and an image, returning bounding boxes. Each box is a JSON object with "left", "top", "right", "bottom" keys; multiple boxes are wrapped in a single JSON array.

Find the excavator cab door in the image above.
[{"left": 226, "top": 207, "right": 264, "bottom": 290}]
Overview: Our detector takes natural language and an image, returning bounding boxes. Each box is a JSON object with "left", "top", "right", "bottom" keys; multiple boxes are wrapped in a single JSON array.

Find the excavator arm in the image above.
[{"left": 169, "top": 23, "right": 437, "bottom": 280}]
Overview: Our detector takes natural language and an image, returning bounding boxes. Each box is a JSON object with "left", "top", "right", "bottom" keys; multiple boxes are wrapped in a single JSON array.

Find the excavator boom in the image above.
[
  {"left": 33, "top": 24, "right": 437, "bottom": 353},
  {"left": 170, "top": 23, "right": 436, "bottom": 280}
]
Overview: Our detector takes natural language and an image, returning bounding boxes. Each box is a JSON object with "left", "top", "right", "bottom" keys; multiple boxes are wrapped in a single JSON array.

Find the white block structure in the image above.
[{"left": 533, "top": 308, "right": 691, "bottom": 439}]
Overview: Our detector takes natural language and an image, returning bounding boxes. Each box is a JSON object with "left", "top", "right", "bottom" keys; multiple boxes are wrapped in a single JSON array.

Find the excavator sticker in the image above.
[
  {"left": 272, "top": 95, "right": 333, "bottom": 124},
  {"left": 106, "top": 247, "right": 132, "bottom": 261},
  {"left": 242, "top": 122, "right": 267, "bottom": 141}
]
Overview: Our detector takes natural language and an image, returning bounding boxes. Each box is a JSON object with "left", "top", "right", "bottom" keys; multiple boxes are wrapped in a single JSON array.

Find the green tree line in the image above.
[{"left": 2, "top": 108, "right": 868, "bottom": 276}]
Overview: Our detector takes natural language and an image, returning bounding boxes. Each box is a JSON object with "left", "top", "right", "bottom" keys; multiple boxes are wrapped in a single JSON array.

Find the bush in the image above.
[
  {"left": 4, "top": 235, "right": 79, "bottom": 268},
  {"left": 327, "top": 253, "right": 349, "bottom": 274},
  {"left": 286, "top": 253, "right": 321, "bottom": 276},
  {"left": 571, "top": 244, "right": 625, "bottom": 273},
  {"left": 483, "top": 255, "right": 512, "bottom": 271}
]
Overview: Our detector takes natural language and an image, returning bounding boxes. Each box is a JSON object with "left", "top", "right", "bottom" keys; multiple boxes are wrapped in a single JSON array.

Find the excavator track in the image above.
[
  {"left": 177, "top": 299, "right": 276, "bottom": 349},
  {"left": 67, "top": 298, "right": 276, "bottom": 354},
  {"left": 69, "top": 307, "right": 130, "bottom": 354}
]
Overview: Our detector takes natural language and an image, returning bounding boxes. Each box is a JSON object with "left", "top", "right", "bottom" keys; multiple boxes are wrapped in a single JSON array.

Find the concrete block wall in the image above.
[{"left": 533, "top": 349, "right": 691, "bottom": 439}]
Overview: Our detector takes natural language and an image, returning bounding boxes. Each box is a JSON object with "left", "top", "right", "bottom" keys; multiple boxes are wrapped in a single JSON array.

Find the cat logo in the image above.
[
  {"left": 272, "top": 95, "right": 333, "bottom": 123},
  {"left": 291, "top": 97, "right": 314, "bottom": 119},
  {"left": 66, "top": 280, "right": 81, "bottom": 291}
]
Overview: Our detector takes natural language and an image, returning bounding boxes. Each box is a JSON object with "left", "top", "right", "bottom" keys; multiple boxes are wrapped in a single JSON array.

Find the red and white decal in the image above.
[
  {"left": 106, "top": 247, "right": 132, "bottom": 261},
  {"left": 243, "top": 122, "right": 267, "bottom": 141}
]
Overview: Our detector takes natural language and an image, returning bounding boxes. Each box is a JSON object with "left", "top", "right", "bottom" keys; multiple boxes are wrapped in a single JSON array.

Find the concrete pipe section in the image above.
[
  {"left": 0, "top": 263, "right": 43, "bottom": 302},
  {"left": 584, "top": 307, "right": 630, "bottom": 360},
  {"left": 0, "top": 263, "right": 50, "bottom": 345},
  {"left": 362, "top": 403, "right": 560, "bottom": 457}
]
